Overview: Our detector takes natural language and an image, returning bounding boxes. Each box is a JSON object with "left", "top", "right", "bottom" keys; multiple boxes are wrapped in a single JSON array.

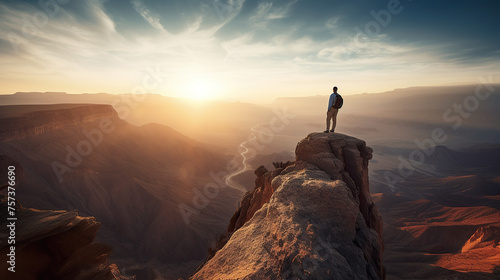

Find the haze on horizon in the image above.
[{"left": 0, "top": 0, "right": 499, "bottom": 102}]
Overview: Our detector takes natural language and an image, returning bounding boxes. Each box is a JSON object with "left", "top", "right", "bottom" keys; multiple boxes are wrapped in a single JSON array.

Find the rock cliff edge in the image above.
[
  {"left": 192, "top": 132, "right": 385, "bottom": 280},
  {"left": 0, "top": 195, "right": 132, "bottom": 280}
]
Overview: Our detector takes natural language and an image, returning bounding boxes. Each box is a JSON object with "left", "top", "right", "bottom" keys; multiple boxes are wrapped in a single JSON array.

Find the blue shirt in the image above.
[{"left": 328, "top": 93, "right": 338, "bottom": 110}]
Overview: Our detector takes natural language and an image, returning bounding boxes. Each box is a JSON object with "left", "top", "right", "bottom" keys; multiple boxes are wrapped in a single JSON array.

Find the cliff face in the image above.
[
  {"left": 193, "top": 133, "right": 384, "bottom": 280},
  {"left": 0, "top": 195, "right": 132, "bottom": 280},
  {"left": 0, "top": 104, "right": 243, "bottom": 266},
  {"left": 294, "top": 132, "right": 383, "bottom": 244},
  {"left": 0, "top": 104, "right": 122, "bottom": 142}
]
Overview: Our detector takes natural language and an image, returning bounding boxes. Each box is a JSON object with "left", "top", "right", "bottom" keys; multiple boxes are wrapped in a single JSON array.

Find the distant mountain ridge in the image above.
[
  {"left": 0, "top": 92, "right": 276, "bottom": 152},
  {"left": 0, "top": 104, "right": 120, "bottom": 142}
]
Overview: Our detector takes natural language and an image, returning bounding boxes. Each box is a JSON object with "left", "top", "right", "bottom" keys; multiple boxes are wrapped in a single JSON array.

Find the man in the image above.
[{"left": 325, "top": 86, "right": 340, "bottom": 133}]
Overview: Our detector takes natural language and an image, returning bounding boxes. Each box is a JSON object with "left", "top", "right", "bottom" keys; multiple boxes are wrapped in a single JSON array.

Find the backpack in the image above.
[{"left": 332, "top": 93, "right": 343, "bottom": 109}]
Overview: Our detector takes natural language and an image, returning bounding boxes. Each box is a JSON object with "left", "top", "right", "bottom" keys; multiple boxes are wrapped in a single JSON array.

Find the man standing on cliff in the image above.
[{"left": 325, "top": 86, "right": 342, "bottom": 133}]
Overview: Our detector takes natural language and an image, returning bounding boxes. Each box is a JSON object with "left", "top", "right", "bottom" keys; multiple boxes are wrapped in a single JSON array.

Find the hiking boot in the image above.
[
  {"left": 330, "top": 130, "right": 335, "bottom": 133},
  {"left": 323, "top": 130, "right": 329, "bottom": 133}
]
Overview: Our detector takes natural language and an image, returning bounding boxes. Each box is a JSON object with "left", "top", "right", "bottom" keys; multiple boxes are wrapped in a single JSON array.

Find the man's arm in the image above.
[{"left": 327, "top": 94, "right": 336, "bottom": 110}]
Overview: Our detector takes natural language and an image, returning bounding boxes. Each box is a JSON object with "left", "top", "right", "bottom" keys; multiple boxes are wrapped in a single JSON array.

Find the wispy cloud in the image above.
[
  {"left": 0, "top": 0, "right": 499, "bottom": 100},
  {"left": 131, "top": 0, "right": 166, "bottom": 32},
  {"left": 250, "top": 0, "right": 298, "bottom": 22},
  {"left": 0, "top": 1, "right": 120, "bottom": 64}
]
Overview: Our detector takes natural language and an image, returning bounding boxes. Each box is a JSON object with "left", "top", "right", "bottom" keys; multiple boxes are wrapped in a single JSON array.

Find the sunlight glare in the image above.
[{"left": 186, "top": 76, "right": 219, "bottom": 100}]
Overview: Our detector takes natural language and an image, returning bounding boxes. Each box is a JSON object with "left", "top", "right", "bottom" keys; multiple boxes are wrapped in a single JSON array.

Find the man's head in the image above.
[{"left": 333, "top": 86, "right": 338, "bottom": 93}]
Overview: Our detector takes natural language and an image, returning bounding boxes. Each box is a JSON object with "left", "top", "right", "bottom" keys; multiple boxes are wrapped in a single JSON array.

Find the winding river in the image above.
[{"left": 224, "top": 124, "right": 300, "bottom": 192}]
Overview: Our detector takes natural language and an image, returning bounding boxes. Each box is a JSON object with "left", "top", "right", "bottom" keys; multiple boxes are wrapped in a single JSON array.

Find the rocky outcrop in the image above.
[
  {"left": 0, "top": 104, "right": 122, "bottom": 142},
  {"left": 0, "top": 195, "right": 133, "bottom": 280},
  {"left": 294, "top": 132, "right": 383, "bottom": 246},
  {"left": 462, "top": 226, "right": 500, "bottom": 252},
  {"left": 192, "top": 132, "right": 384, "bottom": 280},
  {"left": 201, "top": 162, "right": 293, "bottom": 264},
  {"left": 228, "top": 162, "right": 294, "bottom": 234}
]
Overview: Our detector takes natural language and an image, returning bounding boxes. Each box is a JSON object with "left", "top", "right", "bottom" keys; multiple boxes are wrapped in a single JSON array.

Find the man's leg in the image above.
[
  {"left": 330, "top": 109, "right": 339, "bottom": 132},
  {"left": 325, "top": 109, "right": 333, "bottom": 132}
]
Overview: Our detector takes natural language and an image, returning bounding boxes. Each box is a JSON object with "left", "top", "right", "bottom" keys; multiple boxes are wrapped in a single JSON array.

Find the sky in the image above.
[{"left": 0, "top": 0, "right": 499, "bottom": 102}]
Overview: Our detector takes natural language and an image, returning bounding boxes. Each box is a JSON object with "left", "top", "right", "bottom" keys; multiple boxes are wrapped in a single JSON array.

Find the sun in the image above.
[{"left": 186, "top": 76, "right": 219, "bottom": 100}]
